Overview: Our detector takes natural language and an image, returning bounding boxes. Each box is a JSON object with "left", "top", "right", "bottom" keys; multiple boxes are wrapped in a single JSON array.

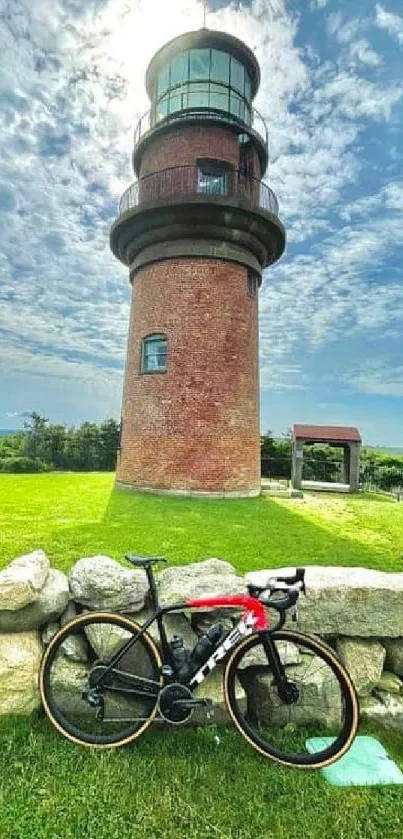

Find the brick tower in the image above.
[{"left": 110, "top": 29, "right": 285, "bottom": 496}]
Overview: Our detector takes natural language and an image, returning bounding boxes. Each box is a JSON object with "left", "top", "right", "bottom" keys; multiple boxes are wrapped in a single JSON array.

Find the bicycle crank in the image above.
[{"left": 158, "top": 684, "right": 213, "bottom": 724}]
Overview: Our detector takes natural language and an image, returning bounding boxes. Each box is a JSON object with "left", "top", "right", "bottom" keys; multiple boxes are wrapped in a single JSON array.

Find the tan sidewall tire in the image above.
[
  {"left": 223, "top": 629, "right": 359, "bottom": 769},
  {"left": 39, "top": 612, "right": 163, "bottom": 749}
]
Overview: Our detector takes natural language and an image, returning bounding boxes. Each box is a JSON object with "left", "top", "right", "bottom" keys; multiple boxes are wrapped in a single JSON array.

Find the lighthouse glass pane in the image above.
[
  {"left": 157, "top": 64, "right": 170, "bottom": 96},
  {"left": 230, "top": 57, "right": 244, "bottom": 94},
  {"left": 142, "top": 336, "right": 167, "bottom": 373},
  {"left": 188, "top": 82, "right": 209, "bottom": 109},
  {"left": 168, "top": 84, "right": 188, "bottom": 113},
  {"left": 211, "top": 50, "right": 230, "bottom": 84},
  {"left": 189, "top": 48, "right": 210, "bottom": 80},
  {"left": 170, "top": 52, "right": 189, "bottom": 87},
  {"left": 156, "top": 95, "right": 169, "bottom": 120},
  {"left": 209, "top": 82, "right": 229, "bottom": 111},
  {"left": 229, "top": 90, "right": 243, "bottom": 120},
  {"left": 245, "top": 71, "right": 252, "bottom": 100}
]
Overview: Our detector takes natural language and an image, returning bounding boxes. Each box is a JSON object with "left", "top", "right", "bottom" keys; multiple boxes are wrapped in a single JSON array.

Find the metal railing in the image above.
[
  {"left": 261, "top": 457, "right": 292, "bottom": 480},
  {"left": 118, "top": 165, "right": 279, "bottom": 216},
  {"left": 360, "top": 466, "right": 403, "bottom": 494},
  {"left": 261, "top": 457, "right": 403, "bottom": 495},
  {"left": 133, "top": 100, "right": 268, "bottom": 150}
]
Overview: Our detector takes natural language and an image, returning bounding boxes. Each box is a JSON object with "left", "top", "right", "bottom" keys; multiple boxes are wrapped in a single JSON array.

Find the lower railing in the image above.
[{"left": 118, "top": 166, "right": 279, "bottom": 216}]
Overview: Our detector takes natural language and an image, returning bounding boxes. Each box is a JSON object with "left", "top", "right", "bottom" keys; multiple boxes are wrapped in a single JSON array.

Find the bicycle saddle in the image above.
[{"left": 125, "top": 553, "right": 167, "bottom": 568}]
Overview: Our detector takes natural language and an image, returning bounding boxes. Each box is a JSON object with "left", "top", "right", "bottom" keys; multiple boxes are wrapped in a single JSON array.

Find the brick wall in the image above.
[
  {"left": 139, "top": 123, "right": 261, "bottom": 180},
  {"left": 118, "top": 258, "right": 260, "bottom": 494}
]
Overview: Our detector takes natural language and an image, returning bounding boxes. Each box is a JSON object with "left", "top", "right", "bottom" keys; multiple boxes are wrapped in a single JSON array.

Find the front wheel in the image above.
[
  {"left": 224, "top": 629, "right": 359, "bottom": 768},
  {"left": 39, "top": 612, "right": 163, "bottom": 749}
]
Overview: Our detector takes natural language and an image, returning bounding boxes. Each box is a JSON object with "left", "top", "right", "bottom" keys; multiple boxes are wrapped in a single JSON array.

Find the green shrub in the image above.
[{"left": 0, "top": 457, "right": 50, "bottom": 473}]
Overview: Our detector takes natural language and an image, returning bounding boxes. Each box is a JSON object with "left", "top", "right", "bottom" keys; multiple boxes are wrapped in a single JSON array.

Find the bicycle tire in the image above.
[
  {"left": 224, "top": 629, "right": 359, "bottom": 768},
  {"left": 39, "top": 612, "right": 163, "bottom": 749}
]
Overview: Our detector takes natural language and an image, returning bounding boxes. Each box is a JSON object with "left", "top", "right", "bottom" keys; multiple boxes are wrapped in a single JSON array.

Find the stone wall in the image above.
[{"left": 1, "top": 551, "right": 403, "bottom": 729}]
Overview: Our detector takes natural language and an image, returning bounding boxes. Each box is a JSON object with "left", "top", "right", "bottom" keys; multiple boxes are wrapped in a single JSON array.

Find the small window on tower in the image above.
[
  {"left": 141, "top": 334, "right": 168, "bottom": 373},
  {"left": 197, "top": 160, "right": 230, "bottom": 195},
  {"left": 247, "top": 269, "right": 258, "bottom": 298}
]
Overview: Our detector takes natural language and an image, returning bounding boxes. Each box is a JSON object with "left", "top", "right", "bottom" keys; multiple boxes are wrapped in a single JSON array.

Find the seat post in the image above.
[{"left": 146, "top": 564, "right": 159, "bottom": 609}]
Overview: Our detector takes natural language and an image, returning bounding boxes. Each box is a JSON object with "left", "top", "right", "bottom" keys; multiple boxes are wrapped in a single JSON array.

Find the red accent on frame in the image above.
[{"left": 185, "top": 595, "right": 269, "bottom": 630}]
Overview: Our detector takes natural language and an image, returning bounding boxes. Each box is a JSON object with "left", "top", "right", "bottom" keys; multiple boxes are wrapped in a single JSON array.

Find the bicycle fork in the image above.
[{"left": 259, "top": 632, "right": 300, "bottom": 704}]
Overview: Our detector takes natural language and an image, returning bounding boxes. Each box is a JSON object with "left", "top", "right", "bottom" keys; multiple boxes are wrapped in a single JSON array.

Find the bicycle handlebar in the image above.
[{"left": 247, "top": 568, "right": 306, "bottom": 613}]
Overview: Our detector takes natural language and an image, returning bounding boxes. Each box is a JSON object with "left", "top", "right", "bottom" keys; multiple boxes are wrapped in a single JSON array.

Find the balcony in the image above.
[
  {"left": 118, "top": 165, "right": 279, "bottom": 217},
  {"left": 111, "top": 165, "right": 285, "bottom": 272},
  {"left": 134, "top": 101, "right": 268, "bottom": 148}
]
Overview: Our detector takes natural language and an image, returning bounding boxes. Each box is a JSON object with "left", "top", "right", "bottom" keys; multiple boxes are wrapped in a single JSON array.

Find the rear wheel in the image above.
[
  {"left": 39, "top": 612, "right": 162, "bottom": 748},
  {"left": 224, "top": 629, "right": 359, "bottom": 768}
]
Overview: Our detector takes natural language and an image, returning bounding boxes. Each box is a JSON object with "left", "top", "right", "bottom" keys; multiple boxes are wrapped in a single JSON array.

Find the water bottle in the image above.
[
  {"left": 169, "top": 636, "right": 191, "bottom": 680},
  {"left": 190, "top": 623, "right": 223, "bottom": 669}
]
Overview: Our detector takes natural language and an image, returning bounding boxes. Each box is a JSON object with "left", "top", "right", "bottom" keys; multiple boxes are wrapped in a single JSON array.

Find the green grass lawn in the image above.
[
  {"left": 0, "top": 472, "right": 403, "bottom": 573},
  {"left": 0, "top": 715, "right": 402, "bottom": 839},
  {"left": 1, "top": 473, "right": 403, "bottom": 838}
]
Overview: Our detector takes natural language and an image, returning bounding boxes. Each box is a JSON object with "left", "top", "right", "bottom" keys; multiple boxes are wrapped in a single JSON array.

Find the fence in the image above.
[
  {"left": 359, "top": 466, "right": 403, "bottom": 495},
  {"left": 261, "top": 457, "right": 344, "bottom": 483},
  {"left": 261, "top": 457, "right": 403, "bottom": 496}
]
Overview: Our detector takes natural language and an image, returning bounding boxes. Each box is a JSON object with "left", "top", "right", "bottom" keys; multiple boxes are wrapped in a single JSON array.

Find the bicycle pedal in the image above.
[{"left": 173, "top": 697, "right": 212, "bottom": 710}]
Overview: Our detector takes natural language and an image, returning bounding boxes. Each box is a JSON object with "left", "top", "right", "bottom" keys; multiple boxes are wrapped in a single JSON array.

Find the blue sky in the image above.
[{"left": 0, "top": 0, "right": 402, "bottom": 444}]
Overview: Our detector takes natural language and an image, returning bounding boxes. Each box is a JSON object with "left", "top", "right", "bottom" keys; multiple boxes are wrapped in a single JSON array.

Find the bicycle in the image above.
[{"left": 39, "top": 555, "right": 359, "bottom": 768}]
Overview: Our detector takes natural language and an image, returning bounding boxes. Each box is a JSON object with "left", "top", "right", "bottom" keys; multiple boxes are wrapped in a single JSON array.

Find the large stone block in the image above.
[
  {"left": 246, "top": 566, "right": 403, "bottom": 637},
  {"left": 247, "top": 657, "right": 343, "bottom": 727},
  {"left": 336, "top": 637, "right": 385, "bottom": 697},
  {"left": 191, "top": 666, "right": 246, "bottom": 726},
  {"left": 50, "top": 656, "right": 151, "bottom": 722},
  {"left": 132, "top": 607, "right": 198, "bottom": 650},
  {"left": 157, "top": 558, "right": 245, "bottom": 606},
  {"left": 0, "top": 631, "right": 43, "bottom": 714},
  {"left": 0, "top": 570, "right": 69, "bottom": 632},
  {"left": 376, "top": 671, "right": 403, "bottom": 695},
  {"left": 69, "top": 556, "right": 148, "bottom": 611},
  {"left": 0, "top": 550, "right": 49, "bottom": 611},
  {"left": 384, "top": 639, "right": 403, "bottom": 677},
  {"left": 360, "top": 694, "right": 403, "bottom": 731}
]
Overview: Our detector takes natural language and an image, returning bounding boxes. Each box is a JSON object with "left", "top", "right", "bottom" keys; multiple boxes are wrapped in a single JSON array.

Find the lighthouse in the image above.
[{"left": 110, "top": 28, "right": 285, "bottom": 496}]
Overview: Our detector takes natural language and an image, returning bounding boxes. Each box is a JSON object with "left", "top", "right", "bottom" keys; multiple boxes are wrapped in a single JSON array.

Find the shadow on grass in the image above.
[{"left": 41, "top": 486, "right": 403, "bottom": 574}]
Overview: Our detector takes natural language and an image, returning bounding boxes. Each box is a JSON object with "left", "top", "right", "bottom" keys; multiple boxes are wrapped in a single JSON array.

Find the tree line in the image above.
[
  {"left": 1, "top": 417, "right": 402, "bottom": 491},
  {"left": 0, "top": 413, "right": 120, "bottom": 472}
]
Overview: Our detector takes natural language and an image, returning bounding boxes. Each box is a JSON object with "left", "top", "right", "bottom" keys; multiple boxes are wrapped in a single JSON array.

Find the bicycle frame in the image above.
[{"left": 95, "top": 594, "right": 270, "bottom": 695}]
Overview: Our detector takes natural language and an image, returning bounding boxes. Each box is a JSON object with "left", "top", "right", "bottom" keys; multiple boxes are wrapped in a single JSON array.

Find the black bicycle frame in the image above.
[{"left": 91, "top": 563, "right": 290, "bottom": 698}]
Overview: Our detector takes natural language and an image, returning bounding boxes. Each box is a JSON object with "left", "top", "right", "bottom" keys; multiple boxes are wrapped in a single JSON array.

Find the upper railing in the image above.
[
  {"left": 118, "top": 165, "right": 279, "bottom": 216},
  {"left": 133, "top": 102, "right": 268, "bottom": 150}
]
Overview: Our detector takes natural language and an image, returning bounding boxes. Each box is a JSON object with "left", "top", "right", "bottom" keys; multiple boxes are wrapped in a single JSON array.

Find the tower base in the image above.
[{"left": 116, "top": 481, "right": 261, "bottom": 499}]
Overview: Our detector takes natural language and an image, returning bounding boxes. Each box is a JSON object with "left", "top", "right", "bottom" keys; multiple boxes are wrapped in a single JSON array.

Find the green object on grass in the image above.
[{"left": 306, "top": 736, "right": 403, "bottom": 786}]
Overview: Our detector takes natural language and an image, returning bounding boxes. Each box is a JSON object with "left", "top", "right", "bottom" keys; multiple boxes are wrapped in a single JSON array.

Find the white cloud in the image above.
[
  {"left": 327, "top": 15, "right": 363, "bottom": 45},
  {"left": 259, "top": 360, "right": 307, "bottom": 391},
  {"left": 349, "top": 39, "right": 383, "bottom": 67},
  {"left": 375, "top": 3, "right": 403, "bottom": 45},
  {"left": 345, "top": 360, "right": 403, "bottom": 398},
  {"left": 258, "top": 210, "right": 403, "bottom": 388}
]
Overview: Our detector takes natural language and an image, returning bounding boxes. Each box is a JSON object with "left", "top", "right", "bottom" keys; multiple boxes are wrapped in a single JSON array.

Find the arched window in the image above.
[{"left": 141, "top": 334, "right": 168, "bottom": 373}]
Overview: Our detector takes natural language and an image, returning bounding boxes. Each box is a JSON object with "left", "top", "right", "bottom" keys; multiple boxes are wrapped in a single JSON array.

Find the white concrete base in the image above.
[
  {"left": 261, "top": 488, "right": 303, "bottom": 498},
  {"left": 301, "top": 480, "right": 351, "bottom": 493},
  {"left": 115, "top": 481, "right": 261, "bottom": 498}
]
